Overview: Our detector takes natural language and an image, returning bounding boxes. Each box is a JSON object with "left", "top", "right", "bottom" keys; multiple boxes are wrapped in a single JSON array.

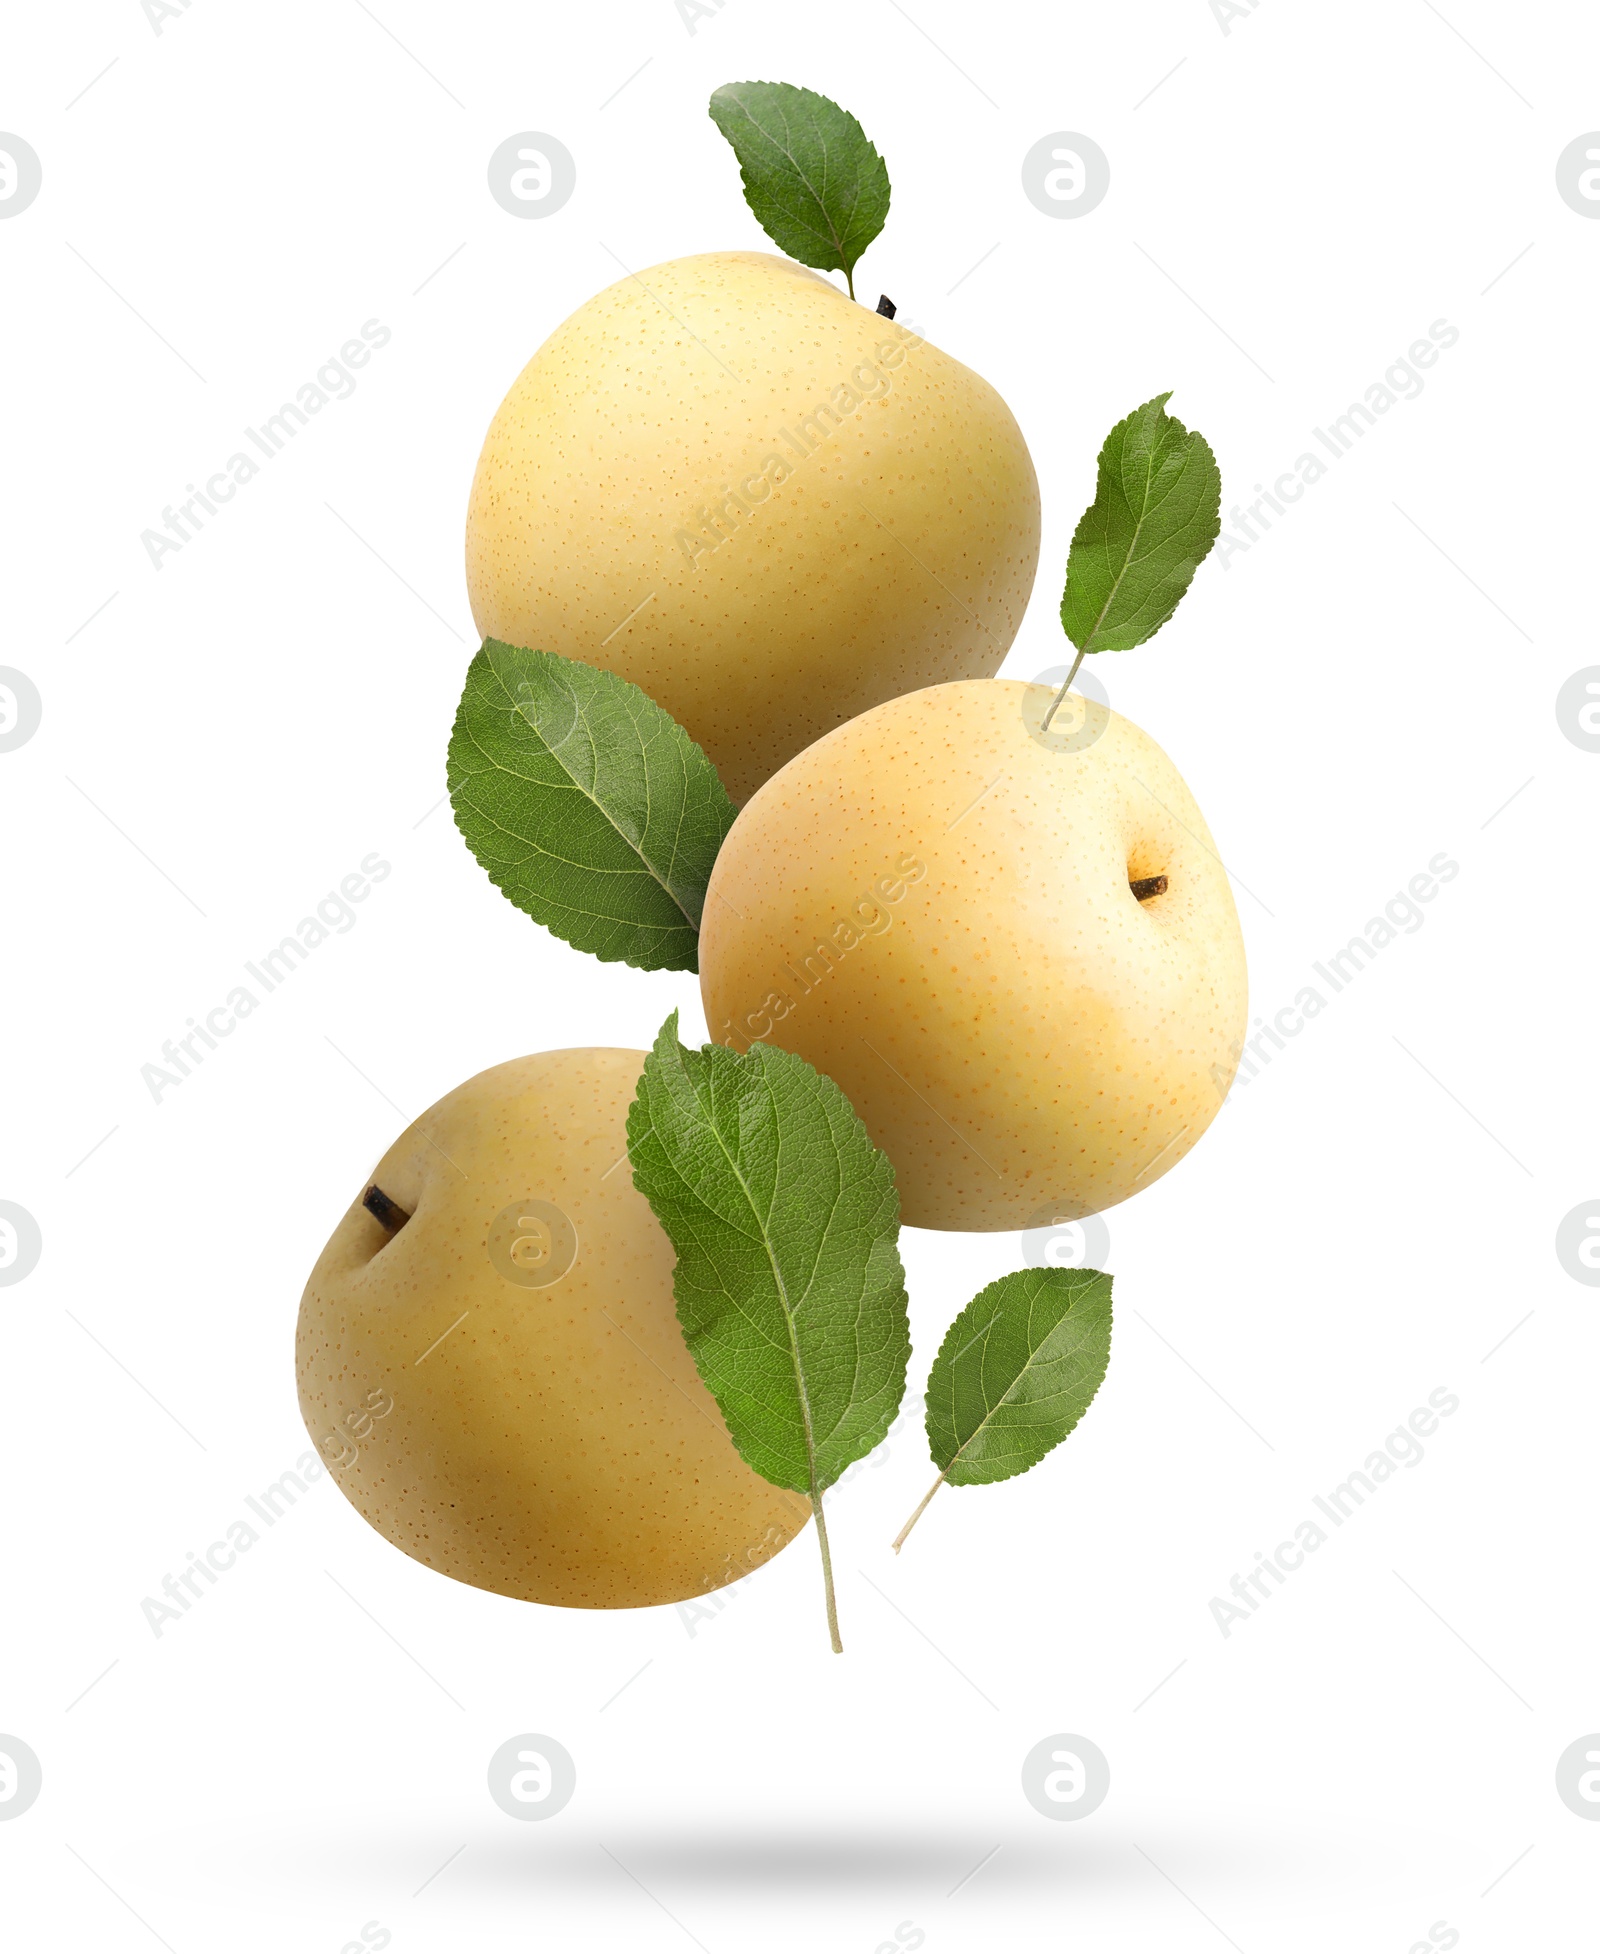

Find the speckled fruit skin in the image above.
[
  {"left": 296, "top": 1048, "right": 808, "bottom": 1607},
  {"left": 465, "top": 251, "right": 1040, "bottom": 804},
  {"left": 698, "top": 682, "right": 1248, "bottom": 1232}
]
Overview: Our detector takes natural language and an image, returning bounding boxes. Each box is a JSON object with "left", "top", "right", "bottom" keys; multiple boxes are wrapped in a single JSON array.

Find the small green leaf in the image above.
[
  {"left": 627, "top": 1013, "right": 910, "bottom": 1650},
  {"left": 1060, "top": 394, "right": 1221, "bottom": 654},
  {"left": 893, "top": 1268, "right": 1112, "bottom": 1550},
  {"left": 709, "top": 81, "right": 890, "bottom": 299},
  {"left": 447, "top": 641, "right": 737, "bottom": 974}
]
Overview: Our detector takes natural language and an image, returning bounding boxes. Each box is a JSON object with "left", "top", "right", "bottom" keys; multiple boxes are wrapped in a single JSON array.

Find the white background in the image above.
[{"left": 3, "top": 0, "right": 1597, "bottom": 1947}]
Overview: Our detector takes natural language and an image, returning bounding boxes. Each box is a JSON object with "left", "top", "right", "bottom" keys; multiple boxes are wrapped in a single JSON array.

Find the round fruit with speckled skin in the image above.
[
  {"left": 465, "top": 252, "right": 1039, "bottom": 804},
  {"left": 296, "top": 1048, "right": 808, "bottom": 1607},
  {"left": 698, "top": 682, "right": 1248, "bottom": 1232}
]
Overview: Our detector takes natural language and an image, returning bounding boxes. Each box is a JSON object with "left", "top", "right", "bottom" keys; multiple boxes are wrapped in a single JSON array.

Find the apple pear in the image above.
[
  {"left": 465, "top": 251, "right": 1039, "bottom": 803},
  {"left": 296, "top": 1048, "right": 809, "bottom": 1606},
  {"left": 698, "top": 681, "right": 1248, "bottom": 1231}
]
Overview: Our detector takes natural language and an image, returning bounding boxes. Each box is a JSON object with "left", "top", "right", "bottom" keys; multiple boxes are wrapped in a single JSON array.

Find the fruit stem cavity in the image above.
[{"left": 363, "top": 1184, "right": 412, "bottom": 1234}]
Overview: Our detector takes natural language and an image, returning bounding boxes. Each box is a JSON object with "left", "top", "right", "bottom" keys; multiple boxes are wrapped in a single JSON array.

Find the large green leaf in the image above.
[
  {"left": 627, "top": 1014, "right": 909, "bottom": 1649},
  {"left": 1060, "top": 394, "right": 1221, "bottom": 654},
  {"left": 709, "top": 81, "right": 890, "bottom": 299},
  {"left": 448, "top": 641, "right": 736, "bottom": 973}
]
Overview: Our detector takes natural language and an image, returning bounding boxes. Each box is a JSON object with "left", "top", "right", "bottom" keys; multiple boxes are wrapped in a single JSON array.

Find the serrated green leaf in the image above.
[
  {"left": 447, "top": 642, "right": 737, "bottom": 974},
  {"left": 709, "top": 80, "right": 890, "bottom": 298},
  {"left": 894, "top": 1268, "right": 1112, "bottom": 1550},
  {"left": 1060, "top": 394, "right": 1221, "bottom": 654},
  {"left": 627, "top": 1013, "right": 909, "bottom": 1649},
  {"left": 628, "top": 1014, "right": 909, "bottom": 1491},
  {"left": 928, "top": 1266, "right": 1112, "bottom": 1483}
]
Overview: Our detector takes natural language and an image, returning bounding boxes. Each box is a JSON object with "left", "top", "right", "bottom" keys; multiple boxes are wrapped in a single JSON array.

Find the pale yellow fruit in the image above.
[
  {"left": 296, "top": 1048, "right": 808, "bottom": 1607},
  {"left": 465, "top": 251, "right": 1039, "bottom": 803},
  {"left": 699, "top": 682, "right": 1248, "bottom": 1231}
]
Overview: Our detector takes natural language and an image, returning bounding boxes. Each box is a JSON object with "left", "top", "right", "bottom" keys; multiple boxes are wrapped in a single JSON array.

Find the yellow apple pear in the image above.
[
  {"left": 465, "top": 251, "right": 1039, "bottom": 802},
  {"left": 698, "top": 681, "right": 1248, "bottom": 1231},
  {"left": 296, "top": 1047, "right": 808, "bottom": 1606}
]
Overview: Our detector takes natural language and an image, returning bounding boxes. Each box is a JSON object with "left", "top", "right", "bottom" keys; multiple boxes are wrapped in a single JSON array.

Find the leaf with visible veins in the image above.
[
  {"left": 1061, "top": 394, "right": 1221, "bottom": 653},
  {"left": 448, "top": 641, "right": 736, "bottom": 973},
  {"left": 710, "top": 81, "right": 890, "bottom": 296},
  {"left": 627, "top": 1013, "right": 909, "bottom": 1649},
  {"left": 894, "top": 1267, "right": 1112, "bottom": 1550}
]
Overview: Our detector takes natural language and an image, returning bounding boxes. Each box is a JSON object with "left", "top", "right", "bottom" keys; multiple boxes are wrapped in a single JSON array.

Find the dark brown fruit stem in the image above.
[
  {"left": 363, "top": 1184, "right": 412, "bottom": 1234},
  {"left": 1130, "top": 874, "right": 1169, "bottom": 902},
  {"left": 876, "top": 294, "right": 897, "bottom": 318}
]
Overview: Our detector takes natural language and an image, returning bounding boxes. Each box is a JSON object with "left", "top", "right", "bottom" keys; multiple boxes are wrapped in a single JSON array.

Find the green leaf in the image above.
[
  {"left": 1060, "top": 393, "right": 1221, "bottom": 654},
  {"left": 627, "top": 1012, "right": 910, "bottom": 1650},
  {"left": 447, "top": 641, "right": 737, "bottom": 974},
  {"left": 709, "top": 81, "right": 890, "bottom": 299},
  {"left": 893, "top": 1268, "right": 1112, "bottom": 1550}
]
